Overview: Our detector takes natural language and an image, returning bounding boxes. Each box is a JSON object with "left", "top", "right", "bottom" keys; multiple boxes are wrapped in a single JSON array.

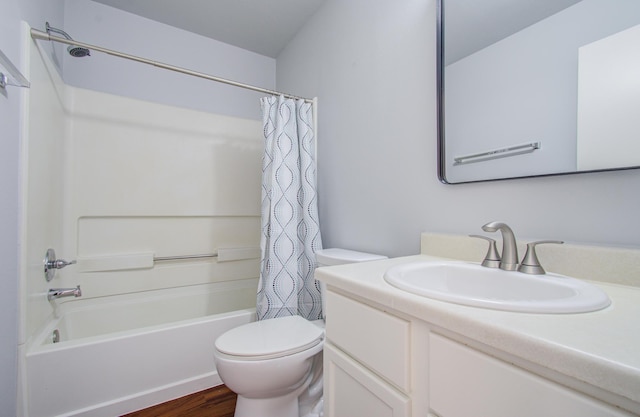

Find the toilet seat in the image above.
[{"left": 215, "top": 315, "right": 324, "bottom": 360}]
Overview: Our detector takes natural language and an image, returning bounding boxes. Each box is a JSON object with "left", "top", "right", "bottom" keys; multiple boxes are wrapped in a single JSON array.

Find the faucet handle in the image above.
[
  {"left": 517, "top": 240, "right": 564, "bottom": 275},
  {"left": 469, "top": 235, "right": 501, "bottom": 268},
  {"left": 44, "top": 248, "right": 77, "bottom": 282}
]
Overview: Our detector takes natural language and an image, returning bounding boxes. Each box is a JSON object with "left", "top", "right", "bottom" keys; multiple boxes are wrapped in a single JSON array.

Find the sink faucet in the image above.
[
  {"left": 481, "top": 221, "right": 518, "bottom": 271},
  {"left": 48, "top": 285, "right": 82, "bottom": 301}
]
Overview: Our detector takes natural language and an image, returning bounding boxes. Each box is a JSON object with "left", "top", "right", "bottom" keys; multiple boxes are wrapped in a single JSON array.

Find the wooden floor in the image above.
[{"left": 122, "top": 385, "right": 237, "bottom": 417}]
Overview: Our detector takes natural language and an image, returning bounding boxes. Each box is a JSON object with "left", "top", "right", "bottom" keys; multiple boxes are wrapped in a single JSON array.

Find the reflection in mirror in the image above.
[{"left": 438, "top": 0, "right": 640, "bottom": 183}]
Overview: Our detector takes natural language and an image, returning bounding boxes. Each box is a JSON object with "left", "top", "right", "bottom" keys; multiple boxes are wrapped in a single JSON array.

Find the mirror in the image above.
[{"left": 438, "top": 0, "right": 640, "bottom": 183}]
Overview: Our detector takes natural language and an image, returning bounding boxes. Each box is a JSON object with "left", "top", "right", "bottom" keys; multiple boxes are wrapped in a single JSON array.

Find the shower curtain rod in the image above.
[{"left": 30, "top": 27, "right": 314, "bottom": 103}]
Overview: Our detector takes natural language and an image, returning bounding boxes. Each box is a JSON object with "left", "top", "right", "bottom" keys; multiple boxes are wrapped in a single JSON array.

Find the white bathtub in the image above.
[{"left": 24, "top": 280, "right": 257, "bottom": 417}]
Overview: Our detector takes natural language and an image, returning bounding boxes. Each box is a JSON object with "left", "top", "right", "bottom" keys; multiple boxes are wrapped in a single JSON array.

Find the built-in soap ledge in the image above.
[
  {"left": 421, "top": 232, "right": 640, "bottom": 288},
  {"left": 77, "top": 247, "right": 261, "bottom": 272}
]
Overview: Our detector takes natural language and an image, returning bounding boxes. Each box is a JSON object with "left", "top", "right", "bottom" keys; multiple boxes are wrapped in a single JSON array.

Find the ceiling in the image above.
[
  {"left": 91, "top": 0, "right": 326, "bottom": 58},
  {"left": 90, "top": 0, "right": 582, "bottom": 63}
]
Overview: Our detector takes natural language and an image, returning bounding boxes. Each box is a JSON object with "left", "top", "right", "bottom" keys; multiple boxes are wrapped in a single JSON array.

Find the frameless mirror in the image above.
[{"left": 438, "top": 0, "right": 640, "bottom": 183}]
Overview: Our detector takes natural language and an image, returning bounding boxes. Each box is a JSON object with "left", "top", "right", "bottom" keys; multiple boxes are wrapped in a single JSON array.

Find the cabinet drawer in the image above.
[
  {"left": 429, "top": 333, "right": 633, "bottom": 417},
  {"left": 326, "top": 291, "right": 410, "bottom": 391},
  {"left": 324, "top": 343, "right": 410, "bottom": 417}
]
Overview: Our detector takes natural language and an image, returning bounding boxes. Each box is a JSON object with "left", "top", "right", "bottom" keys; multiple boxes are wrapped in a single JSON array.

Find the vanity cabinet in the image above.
[
  {"left": 429, "top": 333, "right": 632, "bottom": 417},
  {"left": 323, "top": 289, "right": 635, "bottom": 417},
  {"left": 324, "top": 291, "right": 412, "bottom": 417}
]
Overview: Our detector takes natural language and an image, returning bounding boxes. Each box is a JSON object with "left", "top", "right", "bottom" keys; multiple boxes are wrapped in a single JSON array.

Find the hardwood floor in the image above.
[{"left": 122, "top": 385, "right": 237, "bottom": 417}]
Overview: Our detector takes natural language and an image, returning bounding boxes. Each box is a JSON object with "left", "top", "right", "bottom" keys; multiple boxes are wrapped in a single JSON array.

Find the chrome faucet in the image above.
[
  {"left": 48, "top": 285, "right": 82, "bottom": 301},
  {"left": 481, "top": 221, "right": 519, "bottom": 271}
]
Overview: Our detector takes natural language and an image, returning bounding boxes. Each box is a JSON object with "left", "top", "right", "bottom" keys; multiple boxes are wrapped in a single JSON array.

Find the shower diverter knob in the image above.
[{"left": 44, "top": 248, "right": 77, "bottom": 281}]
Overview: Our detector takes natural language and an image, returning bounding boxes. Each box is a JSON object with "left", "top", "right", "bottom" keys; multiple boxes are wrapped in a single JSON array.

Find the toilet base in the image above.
[{"left": 235, "top": 389, "right": 300, "bottom": 417}]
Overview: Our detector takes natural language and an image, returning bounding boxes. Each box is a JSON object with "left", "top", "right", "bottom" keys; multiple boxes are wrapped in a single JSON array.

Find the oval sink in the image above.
[{"left": 383, "top": 261, "right": 611, "bottom": 313}]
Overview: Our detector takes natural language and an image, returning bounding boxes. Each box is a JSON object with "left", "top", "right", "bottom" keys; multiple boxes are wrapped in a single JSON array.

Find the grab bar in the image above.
[
  {"left": 453, "top": 142, "right": 541, "bottom": 165},
  {"left": 76, "top": 247, "right": 261, "bottom": 272},
  {"left": 156, "top": 247, "right": 260, "bottom": 263},
  {"left": 153, "top": 253, "right": 218, "bottom": 262}
]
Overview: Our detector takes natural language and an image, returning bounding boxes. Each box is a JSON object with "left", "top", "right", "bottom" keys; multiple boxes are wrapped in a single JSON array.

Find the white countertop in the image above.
[{"left": 316, "top": 254, "right": 640, "bottom": 413}]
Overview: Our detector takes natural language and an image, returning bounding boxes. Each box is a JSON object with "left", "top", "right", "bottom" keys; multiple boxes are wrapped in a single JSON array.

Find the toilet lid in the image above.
[{"left": 215, "top": 315, "right": 324, "bottom": 359}]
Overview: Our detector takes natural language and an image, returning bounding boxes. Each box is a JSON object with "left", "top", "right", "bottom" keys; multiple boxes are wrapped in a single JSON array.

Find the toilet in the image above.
[{"left": 213, "top": 248, "right": 387, "bottom": 417}]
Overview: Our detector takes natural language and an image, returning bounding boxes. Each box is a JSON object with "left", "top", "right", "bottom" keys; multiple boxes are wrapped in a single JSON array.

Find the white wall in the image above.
[
  {"left": 1, "top": 1, "right": 64, "bottom": 414},
  {"left": 276, "top": 0, "right": 640, "bottom": 257},
  {"left": 21, "top": 21, "right": 68, "bottom": 354},
  {"left": 59, "top": 86, "right": 262, "bottom": 300}
]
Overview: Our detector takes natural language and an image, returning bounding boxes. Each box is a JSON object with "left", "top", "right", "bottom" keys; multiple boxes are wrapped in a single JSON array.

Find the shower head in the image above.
[
  {"left": 67, "top": 45, "right": 91, "bottom": 58},
  {"left": 45, "top": 22, "right": 90, "bottom": 57}
]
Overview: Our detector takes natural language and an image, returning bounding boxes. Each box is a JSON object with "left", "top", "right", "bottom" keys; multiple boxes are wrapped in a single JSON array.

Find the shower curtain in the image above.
[{"left": 257, "top": 95, "right": 323, "bottom": 321}]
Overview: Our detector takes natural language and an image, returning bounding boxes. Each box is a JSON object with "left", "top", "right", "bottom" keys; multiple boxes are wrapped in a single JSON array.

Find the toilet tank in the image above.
[
  {"left": 315, "top": 248, "right": 387, "bottom": 267},
  {"left": 315, "top": 248, "right": 387, "bottom": 318}
]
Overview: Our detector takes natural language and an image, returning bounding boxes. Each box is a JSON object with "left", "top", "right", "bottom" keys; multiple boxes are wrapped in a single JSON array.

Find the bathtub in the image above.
[{"left": 24, "top": 280, "right": 257, "bottom": 417}]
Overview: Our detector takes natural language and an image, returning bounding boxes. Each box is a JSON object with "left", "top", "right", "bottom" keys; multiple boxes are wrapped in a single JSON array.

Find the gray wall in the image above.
[
  {"left": 276, "top": 0, "right": 640, "bottom": 257},
  {"left": 61, "top": 0, "right": 276, "bottom": 120},
  {"left": 0, "top": 3, "right": 21, "bottom": 412},
  {"left": 3, "top": 0, "right": 640, "bottom": 414}
]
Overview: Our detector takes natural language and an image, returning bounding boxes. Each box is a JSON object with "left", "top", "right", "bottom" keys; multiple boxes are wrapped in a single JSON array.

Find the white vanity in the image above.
[{"left": 316, "top": 233, "right": 640, "bottom": 417}]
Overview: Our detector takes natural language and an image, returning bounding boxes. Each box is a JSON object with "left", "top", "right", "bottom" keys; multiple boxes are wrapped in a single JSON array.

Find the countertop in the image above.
[{"left": 316, "top": 254, "right": 640, "bottom": 414}]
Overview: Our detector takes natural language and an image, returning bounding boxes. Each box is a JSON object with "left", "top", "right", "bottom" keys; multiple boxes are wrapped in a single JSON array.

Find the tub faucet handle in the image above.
[
  {"left": 517, "top": 240, "right": 564, "bottom": 275},
  {"left": 44, "top": 248, "right": 76, "bottom": 281},
  {"left": 49, "top": 258, "right": 76, "bottom": 269},
  {"left": 469, "top": 235, "right": 501, "bottom": 268}
]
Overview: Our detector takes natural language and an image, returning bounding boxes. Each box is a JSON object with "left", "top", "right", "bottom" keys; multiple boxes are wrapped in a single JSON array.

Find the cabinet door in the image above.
[
  {"left": 324, "top": 343, "right": 410, "bottom": 417},
  {"left": 326, "top": 291, "right": 411, "bottom": 391},
  {"left": 429, "top": 333, "right": 634, "bottom": 417}
]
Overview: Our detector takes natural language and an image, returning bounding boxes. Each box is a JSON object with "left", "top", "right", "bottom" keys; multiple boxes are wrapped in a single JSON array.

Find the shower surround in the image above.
[{"left": 20, "top": 27, "right": 263, "bottom": 416}]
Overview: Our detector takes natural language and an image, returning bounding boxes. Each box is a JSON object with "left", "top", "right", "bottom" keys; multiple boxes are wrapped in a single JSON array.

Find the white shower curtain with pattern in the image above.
[{"left": 257, "top": 95, "right": 323, "bottom": 320}]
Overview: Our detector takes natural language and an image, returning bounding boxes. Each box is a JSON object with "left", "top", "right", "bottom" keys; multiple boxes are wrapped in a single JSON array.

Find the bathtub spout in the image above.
[{"left": 48, "top": 285, "right": 82, "bottom": 301}]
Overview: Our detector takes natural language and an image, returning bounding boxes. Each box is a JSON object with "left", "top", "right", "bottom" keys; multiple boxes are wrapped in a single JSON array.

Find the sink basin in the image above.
[{"left": 383, "top": 261, "right": 611, "bottom": 313}]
